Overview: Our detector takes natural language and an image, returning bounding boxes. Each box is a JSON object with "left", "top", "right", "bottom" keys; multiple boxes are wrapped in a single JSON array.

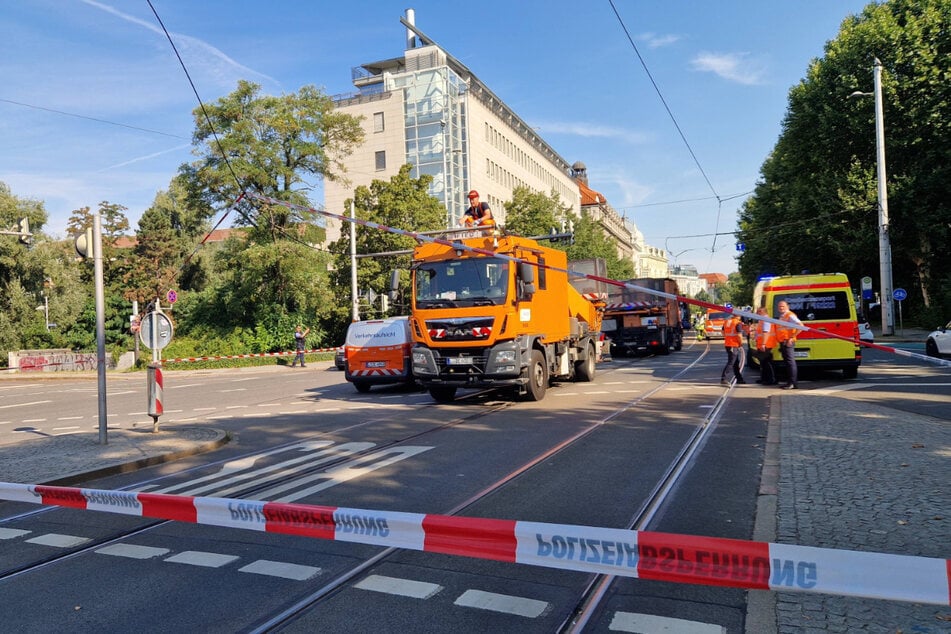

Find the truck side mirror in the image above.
[
  {"left": 388, "top": 269, "right": 401, "bottom": 301},
  {"left": 518, "top": 262, "right": 536, "bottom": 298}
]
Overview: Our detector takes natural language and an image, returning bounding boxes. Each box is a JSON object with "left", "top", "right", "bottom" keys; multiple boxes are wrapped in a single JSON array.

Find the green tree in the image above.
[
  {"left": 737, "top": 0, "right": 951, "bottom": 322},
  {"left": 328, "top": 165, "right": 446, "bottom": 339}
]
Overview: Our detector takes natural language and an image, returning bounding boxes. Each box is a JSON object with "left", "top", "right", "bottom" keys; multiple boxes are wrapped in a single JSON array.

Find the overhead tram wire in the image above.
[{"left": 608, "top": 0, "right": 733, "bottom": 255}]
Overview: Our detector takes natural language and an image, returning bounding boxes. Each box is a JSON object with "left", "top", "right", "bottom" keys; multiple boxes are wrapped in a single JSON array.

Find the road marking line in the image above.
[
  {"left": 219, "top": 388, "right": 247, "bottom": 393},
  {"left": 0, "top": 528, "right": 30, "bottom": 540},
  {"left": 56, "top": 416, "right": 84, "bottom": 421},
  {"left": 226, "top": 405, "right": 248, "bottom": 409},
  {"left": 553, "top": 392, "right": 578, "bottom": 397},
  {"left": 239, "top": 560, "right": 321, "bottom": 581},
  {"left": 584, "top": 390, "right": 610, "bottom": 394},
  {"left": 194, "top": 407, "right": 217, "bottom": 411},
  {"left": 355, "top": 574, "right": 442, "bottom": 599},
  {"left": 609, "top": 612, "right": 725, "bottom": 633},
  {"left": 164, "top": 551, "right": 239, "bottom": 568},
  {"left": 169, "top": 383, "right": 203, "bottom": 389},
  {"left": 454, "top": 589, "right": 549, "bottom": 618},
  {"left": 0, "top": 400, "right": 52, "bottom": 409},
  {"left": 52, "top": 426, "right": 80, "bottom": 432},
  {"left": 26, "top": 533, "right": 91, "bottom": 548},
  {"left": 258, "top": 403, "right": 282, "bottom": 407},
  {"left": 96, "top": 544, "right": 170, "bottom": 559},
  {"left": 278, "top": 410, "right": 306, "bottom": 415},
  {"left": 22, "top": 418, "right": 46, "bottom": 423}
]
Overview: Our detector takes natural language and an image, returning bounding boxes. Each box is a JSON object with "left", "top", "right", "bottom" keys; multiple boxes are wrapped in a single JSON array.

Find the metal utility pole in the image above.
[
  {"left": 872, "top": 58, "right": 895, "bottom": 336},
  {"left": 350, "top": 199, "right": 360, "bottom": 322},
  {"left": 93, "top": 212, "right": 108, "bottom": 444}
]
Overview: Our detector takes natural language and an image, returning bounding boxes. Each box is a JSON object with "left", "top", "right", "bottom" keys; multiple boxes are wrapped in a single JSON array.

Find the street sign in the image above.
[
  {"left": 893, "top": 288, "right": 907, "bottom": 301},
  {"left": 138, "top": 311, "right": 174, "bottom": 350},
  {"left": 736, "top": 242, "right": 746, "bottom": 252},
  {"left": 861, "top": 276, "right": 873, "bottom": 290}
]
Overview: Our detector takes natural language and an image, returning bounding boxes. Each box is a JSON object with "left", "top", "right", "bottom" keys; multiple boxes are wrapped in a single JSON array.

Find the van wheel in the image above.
[
  {"left": 353, "top": 382, "right": 371, "bottom": 393},
  {"left": 429, "top": 386, "right": 457, "bottom": 403},
  {"left": 575, "top": 343, "right": 596, "bottom": 382},
  {"left": 521, "top": 350, "right": 548, "bottom": 401},
  {"left": 842, "top": 366, "right": 858, "bottom": 379}
]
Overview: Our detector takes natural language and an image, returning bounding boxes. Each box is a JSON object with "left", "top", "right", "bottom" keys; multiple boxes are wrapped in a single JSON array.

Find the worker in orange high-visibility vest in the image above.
[
  {"left": 753, "top": 306, "right": 778, "bottom": 385},
  {"left": 775, "top": 300, "right": 802, "bottom": 389},
  {"left": 720, "top": 312, "right": 747, "bottom": 385}
]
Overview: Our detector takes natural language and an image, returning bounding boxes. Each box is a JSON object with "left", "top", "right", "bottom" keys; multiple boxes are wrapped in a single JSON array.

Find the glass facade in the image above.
[{"left": 390, "top": 68, "right": 468, "bottom": 226}]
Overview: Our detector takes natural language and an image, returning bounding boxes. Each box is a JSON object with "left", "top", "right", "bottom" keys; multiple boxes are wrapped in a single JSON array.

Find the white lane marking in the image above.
[
  {"left": 226, "top": 405, "right": 248, "bottom": 409},
  {"left": 258, "top": 403, "right": 282, "bottom": 407},
  {"left": 218, "top": 388, "right": 247, "bottom": 393},
  {"left": 207, "top": 414, "right": 233, "bottom": 420},
  {"left": 278, "top": 410, "right": 306, "bottom": 415},
  {"left": 53, "top": 427, "right": 81, "bottom": 434},
  {"left": 110, "top": 390, "right": 135, "bottom": 395},
  {"left": 22, "top": 418, "right": 46, "bottom": 423},
  {"left": 609, "top": 611, "right": 726, "bottom": 633},
  {"left": 553, "top": 392, "right": 579, "bottom": 397},
  {"left": 0, "top": 421, "right": 11, "bottom": 425},
  {"left": 128, "top": 411, "right": 146, "bottom": 416},
  {"left": 164, "top": 551, "right": 239, "bottom": 568},
  {"left": 239, "top": 560, "right": 321, "bottom": 581},
  {"left": 169, "top": 383, "right": 203, "bottom": 389},
  {"left": 0, "top": 400, "right": 52, "bottom": 409},
  {"left": 584, "top": 391, "right": 610, "bottom": 395},
  {"left": 355, "top": 574, "right": 442, "bottom": 599},
  {"left": 454, "top": 589, "right": 549, "bottom": 618},
  {"left": 0, "top": 528, "right": 30, "bottom": 540},
  {"left": 194, "top": 407, "right": 217, "bottom": 411},
  {"left": 96, "top": 544, "right": 170, "bottom": 559},
  {"left": 26, "top": 533, "right": 91, "bottom": 548},
  {"left": 164, "top": 409, "right": 183, "bottom": 413},
  {"left": 56, "top": 416, "right": 84, "bottom": 421}
]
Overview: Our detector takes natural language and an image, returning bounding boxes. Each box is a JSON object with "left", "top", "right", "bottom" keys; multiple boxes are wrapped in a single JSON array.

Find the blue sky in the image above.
[{"left": 2, "top": 0, "right": 873, "bottom": 274}]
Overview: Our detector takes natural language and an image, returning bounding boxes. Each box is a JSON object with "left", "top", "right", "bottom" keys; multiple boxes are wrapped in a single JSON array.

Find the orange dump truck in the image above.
[{"left": 403, "top": 230, "right": 604, "bottom": 402}]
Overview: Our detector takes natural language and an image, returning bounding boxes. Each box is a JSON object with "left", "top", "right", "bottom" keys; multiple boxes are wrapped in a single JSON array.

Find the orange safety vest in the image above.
[
  {"left": 755, "top": 319, "right": 777, "bottom": 349},
  {"left": 775, "top": 310, "right": 800, "bottom": 343},
  {"left": 723, "top": 316, "right": 744, "bottom": 347}
]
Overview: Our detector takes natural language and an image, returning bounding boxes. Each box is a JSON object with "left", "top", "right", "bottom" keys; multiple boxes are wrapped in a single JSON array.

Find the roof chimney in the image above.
[{"left": 405, "top": 8, "right": 416, "bottom": 49}]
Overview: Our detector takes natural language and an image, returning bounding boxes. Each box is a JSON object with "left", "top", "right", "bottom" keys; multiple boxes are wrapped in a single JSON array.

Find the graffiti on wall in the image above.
[{"left": 12, "top": 351, "right": 109, "bottom": 372}]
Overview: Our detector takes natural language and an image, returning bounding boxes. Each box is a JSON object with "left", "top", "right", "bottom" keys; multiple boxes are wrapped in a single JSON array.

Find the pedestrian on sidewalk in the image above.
[
  {"left": 776, "top": 300, "right": 802, "bottom": 389},
  {"left": 753, "top": 306, "right": 778, "bottom": 385},
  {"left": 720, "top": 312, "right": 747, "bottom": 385},
  {"left": 291, "top": 325, "right": 310, "bottom": 367}
]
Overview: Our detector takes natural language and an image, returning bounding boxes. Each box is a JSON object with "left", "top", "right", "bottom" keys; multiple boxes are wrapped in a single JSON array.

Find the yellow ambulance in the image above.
[{"left": 751, "top": 273, "right": 861, "bottom": 379}]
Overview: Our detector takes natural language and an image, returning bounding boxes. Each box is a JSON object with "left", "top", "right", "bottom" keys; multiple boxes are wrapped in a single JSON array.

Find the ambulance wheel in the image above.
[
  {"left": 353, "top": 382, "right": 371, "bottom": 393},
  {"left": 429, "top": 386, "right": 457, "bottom": 403},
  {"left": 521, "top": 350, "right": 548, "bottom": 401},
  {"left": 575, "top": 342, "right": 596, "bottom": 382}
]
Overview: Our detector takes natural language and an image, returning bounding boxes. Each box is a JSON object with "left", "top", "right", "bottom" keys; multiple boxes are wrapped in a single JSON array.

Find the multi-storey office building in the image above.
[{"left": 323, "top": 10, "right": 581, "bottom": 243}]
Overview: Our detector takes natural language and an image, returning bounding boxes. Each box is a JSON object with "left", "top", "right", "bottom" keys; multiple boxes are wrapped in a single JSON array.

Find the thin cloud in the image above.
[
  {"left": 97, "top": 144, "right": 192, "bottom": 172},
  {"left": 79, "top": 0, "right": 280, "bottom": 88},
  {"left": 690, "top": 52, "right": 766, "bottom": 85},
  {"left": 637, "top": 32, "right": 681, "bottom": 48},
  {"left": 536, "top": 121, "right": 648, "bottom": 146}
]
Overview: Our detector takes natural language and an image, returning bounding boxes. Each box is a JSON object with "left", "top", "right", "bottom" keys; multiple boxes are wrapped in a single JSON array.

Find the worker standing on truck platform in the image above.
[
  {"left": 720, "top": 313, "right": 747, "bottom": 385},
  {"left": 462, "top": 190, "right": 494, "bottom": 227}
]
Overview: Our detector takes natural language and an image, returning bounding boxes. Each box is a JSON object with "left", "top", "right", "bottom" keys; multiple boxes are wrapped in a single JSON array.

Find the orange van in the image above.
[
  {"left": 703, "top": 308, "right": 730, "bottom": 340},
  {"left": 343, "top": 317, "right": 414, "bottom": 392}
]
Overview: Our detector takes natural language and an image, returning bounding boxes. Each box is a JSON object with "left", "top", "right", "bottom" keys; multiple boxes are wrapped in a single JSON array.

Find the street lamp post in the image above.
[{"left": 850, "top": 57, "right": 895, "bottom": 336}]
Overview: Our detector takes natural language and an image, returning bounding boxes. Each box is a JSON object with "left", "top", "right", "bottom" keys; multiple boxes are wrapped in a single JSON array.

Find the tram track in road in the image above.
[
  {"left": 254, "top": 347, "right": 726, "bottom": 632},
  {"left": 0, "top": 346, "right": 737, "bottom": 632}
]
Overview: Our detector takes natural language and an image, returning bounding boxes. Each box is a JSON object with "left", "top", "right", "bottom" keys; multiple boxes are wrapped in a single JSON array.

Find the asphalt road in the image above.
[{"left": 0, "top": 341, "right": 946, "bottom": 633}]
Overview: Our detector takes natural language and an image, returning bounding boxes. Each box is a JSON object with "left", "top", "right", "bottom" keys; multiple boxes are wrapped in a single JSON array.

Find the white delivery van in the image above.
[{"left": 343, "top": 316, "right": 414, "bottom": 392}]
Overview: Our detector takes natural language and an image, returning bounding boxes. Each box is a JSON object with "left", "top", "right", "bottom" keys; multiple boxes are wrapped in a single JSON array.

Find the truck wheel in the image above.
[
  {"left": 657, "top": 334, "right": 671, "bottom": 355},
  {"left": 521, "top": 350, "right": 548, "bottom": 401},
  {"left": 842, "top": 366, "right": 858, "bottom": 379},
  {"left": 353, "top": 382, "right": 372, "bottom": 393},
  {"left": 673, "top": 331, "right": 683, "bottom": 351},
  {"left": 575, "top": 342, "right": 596, "bottom": 382},
  {"left": 429, "top": 386, "right": 457, "bottom": 403}
]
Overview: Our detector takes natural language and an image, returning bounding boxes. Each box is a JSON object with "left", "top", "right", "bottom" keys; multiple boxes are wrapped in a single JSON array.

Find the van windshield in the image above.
[
  {"left": 415, "top": 257, "right": 508, "bottom": 307},
  {"left": 774, "top": 292, "right": 853, "bottom": 321}
]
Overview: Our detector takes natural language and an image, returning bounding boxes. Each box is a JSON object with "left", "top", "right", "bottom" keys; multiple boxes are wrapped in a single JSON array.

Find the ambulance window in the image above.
[{"left": 775, "top": 292, "right": 851, "bottom": 321}]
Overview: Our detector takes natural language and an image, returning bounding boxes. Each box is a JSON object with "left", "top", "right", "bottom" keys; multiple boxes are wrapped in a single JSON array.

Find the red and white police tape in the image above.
[
  {"left": 163, "top": 347, "right": 341, "bottom": 364},
  {"left": 243, "top": 192, "right": 951, "bottom": 369},
  {"left": 1, "top": 482, "right": 947, "bottom": 605}
]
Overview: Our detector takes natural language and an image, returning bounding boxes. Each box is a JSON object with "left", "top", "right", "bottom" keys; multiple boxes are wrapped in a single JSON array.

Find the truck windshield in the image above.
[{"left": 415, "top": 258, "right": 508, "bottom": 307}]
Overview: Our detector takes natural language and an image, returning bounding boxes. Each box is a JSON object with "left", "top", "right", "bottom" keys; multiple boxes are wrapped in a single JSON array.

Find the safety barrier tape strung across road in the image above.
[
  {"left": 1, "top": 481, "right": 947, "bottom": 605},
  {"left": 163, "top": 347, "right": 341, "bottom": 364},
  {"left": 243, "top": 192, "right": 951, "bottom": 369}
]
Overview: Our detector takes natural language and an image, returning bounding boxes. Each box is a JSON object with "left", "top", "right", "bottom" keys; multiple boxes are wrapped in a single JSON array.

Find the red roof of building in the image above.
[
  {"left": 699, "top": 273, "right": 728, "bottom": 285},
  {"left": 577, "top": 179, "right": 607, "bottom": 207}
]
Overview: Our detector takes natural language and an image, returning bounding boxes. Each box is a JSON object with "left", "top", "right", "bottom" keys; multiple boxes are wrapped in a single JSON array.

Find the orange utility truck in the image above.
[
  {"left": 602, "top": 278, "right": 687, "bottom": 356},
  {"left": 403, "top": 230, "right": 604, "bottom": 402}
]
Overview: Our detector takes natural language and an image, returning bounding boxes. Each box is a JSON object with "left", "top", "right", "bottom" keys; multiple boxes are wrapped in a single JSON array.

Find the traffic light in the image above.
[
  {"left": 74, "top": 227, "right": 94, "bottom": 259},
  {"left": 18, "top": 217, "right": 30, "bottom": 245}
]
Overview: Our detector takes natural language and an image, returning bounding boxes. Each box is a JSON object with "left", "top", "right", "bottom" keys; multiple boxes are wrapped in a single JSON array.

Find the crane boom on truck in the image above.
[
  {"left": 602, "top": 278, "right": 687, "bottom": 356},
  {"left": 400, "top": 228, "right": 605, "bottom": 402}
]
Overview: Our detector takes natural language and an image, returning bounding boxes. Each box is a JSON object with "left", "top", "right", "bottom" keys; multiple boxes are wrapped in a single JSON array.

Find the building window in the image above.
[
  {"left": 373, "top": 112, "right": 385, "bottom": 133},
  {"left": 375, "top": 151, "right": 386, "bottom": 171}
]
